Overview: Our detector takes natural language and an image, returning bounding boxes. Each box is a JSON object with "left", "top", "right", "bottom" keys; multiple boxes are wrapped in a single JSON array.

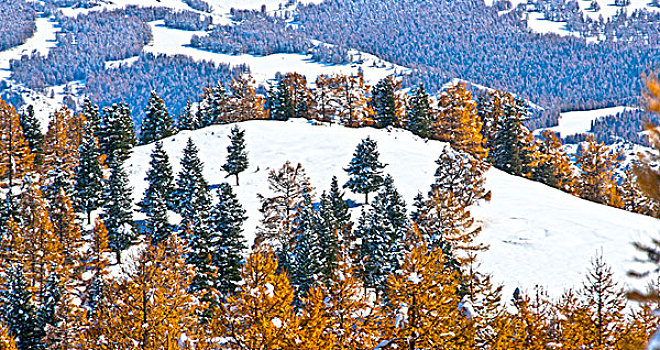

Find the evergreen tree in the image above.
[
  {"left": 18, "top": 105, "right": 43, "bottom": 165},
  {"left": 267, "top": 79, "right": 294, "bottom": 121},
  {"left": 1, "top": 264, "right": 42, "bottom": 350},
  {"left": 490, "top": 96, "right": 532, "bottom": 176},
  {"left": 177, "top": 100, "right": 200, "bottom": 131},
  {"left": 174, "top": 138, "right": 212, "bottom": 232},
  {"left": 42, "top": 107, "right": 79, "bottom": 203},
  {"left": 319, "top": 176, "right": 351, "bottom": 258},
  {"left": 343, "top": 137, "right": 387, "bottom": 203},
  {"left": 97, "top": 103, "right": 136, "bottom": 167},
  {"left": 80, "top": 98, "right": 100, "bottom": 133},
  {"left": 406, "top": 83, "right": 433, "bottom": 139},
  {"left": 222, "top": 125, "right": 249, "bottom": 186},
  {"left": 282, "top": 72, "right": 312, "bottom": 119},
  {"left": 370, "top": 75, "right": 400, "bottom": 128},
  {"left": 73, "top": 123, "right": 104, "bottom": 224},
  {"left": 287, "top": 185, "right": 320, "bottom": 297},
  {"left": 355, "top": 176, "right": 408, "bottom": 292},
  {"left": 431, "top": 146, "right": 488, "bottom": 207},
  {"left": 138, "top": 141, "right": 176, "bottom": 242},
  {"left": 197, "top": 82, "right": 228, "bottom": 127},
  {"left": 102, "top": 164, "right": 135, "bottom": 263},
  {"left": 208, "top": 182, "right": 247, "bottom": 295},
  {"left": 139, "top": 91, "right": 175, "bottom": 145}
]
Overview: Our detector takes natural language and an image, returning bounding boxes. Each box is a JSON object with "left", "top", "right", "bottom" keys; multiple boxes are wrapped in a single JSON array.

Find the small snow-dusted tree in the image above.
[
  {"left": 221, "top": 125, "right": 249, "bottom": 186},
  {"left": 73, "top": 123, "right": 104, "bottom": 224},
  {"left": 370, "top": 75, "right": 402, "bottom": 129},
  {"left": 430, "top": 146, "right": 488, "bottom": 208},
  {"left": 139, "top": 90, "right": 175, "bottom": 145},
  {"left": 344, "top": 136, "right": 387, "bottom": 204},
  {"left": 102, "top": 164, "right": 135, "bottom": 264},
  {"left": 18, "top": 104, "right": 43, "bottom": 164},
  {"left": 174, "top": 138, "right": 212, "bottom": 231},
  {"left": 267, "top": 79, "right": 294, "bottom": 121},
  {"left": 97, "top": 102, "right": 136, "bottom": 167},
  {"left": 197, "top": 82, "right": 228, "bottom": 127},
  {"left": 406, "top": 83, "right": 434, "bottom": 139},
  {"left": 138, "top": 141, "right": 176, "bottom": 243},
  {"left": 177, "top": 99, "right": 201, "bottom": 131}
]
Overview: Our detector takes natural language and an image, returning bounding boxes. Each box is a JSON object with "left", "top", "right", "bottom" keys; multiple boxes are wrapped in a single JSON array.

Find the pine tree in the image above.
[
  {"left": 213, "top": 250, "right": 298, "bottom": 349},
  {"left": 0, "top": 99, "right": 34, "bottom": 190},
  {"left": 267, "top": 79, "right": 295, "bottom": 121},
  {"left": 370, "top": 75, "right": 402, "bottom": 129},
  {"left": 222, "top": 125, "right": 249, "bottom": 186},
  {"left": 177, "top": 99, "right": 201, "bottom": 131},
  {"left": 139, "top": 90, "right": 175, "bottom": 145},
  {"left": 73, "top": 123, "right": 104, "bottom": 223},
  {"left": 355, "top": 176, "right": 408, "bottom": 292},
  {"left": 208, "top": 182, "right": 247, "bottom": 295},
  {"left": 80, "top": 98, "right": 100, "bottom": 133},
  {"left": 18, "top": 105, "right": 43, "bottom": 166},
  {"left": 380, "top": 238, "right": 469, "bottom": 350},
  {"left": 255, "top": 161, "right": 313, "bottom": 249},
  {"left": 431, "top": 146, "right": 488, "bottom": 207},
  {"left": 344, "top": 136, "right": 387, "bottom": 204},
  {"left": 42, "top": 107, "right": 80, "bottom": 202},
  {"left": 508, "top": 287, "right": 552, "bottom": 349},
  {"left": 323, "top": 176, "right": 352, "bottom": 250},
  {"left": 97, "top": 102, "right": 136, "bottom": 167},
  {"left": 575, "top": 135, "right": 621, "bottom": 207},
  {"left": 489, "top": 96, "right": 532, "bottom": 176},
  {"left": 197, "top": 82, "right": 228, "bottom": 127},
  {"left": 406, "top": 83, "right": 434, "bottom": 139},
  {"left": 48, "top": 188, "right": 83, "bottom": 282},
  {"left": 173, "top": 138, "right": 212, "bottom": 232},
  {"left": 102, "top": 164, "right": 135, "bottom": 264},
  {"left": 139, "top": 141, "right": 176, "bottom": 242},
  {"left": 1, "top": 264, "right": 43, "bottom": 350},
  {"left": 436, "top": 82, "right": 487, "bottom": 160}
]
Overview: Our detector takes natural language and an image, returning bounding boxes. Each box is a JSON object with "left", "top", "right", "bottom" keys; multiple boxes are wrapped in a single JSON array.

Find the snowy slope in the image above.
[
  {"left": 124, "top": 120, "right": 660, "bottom": 297},
  {"left": 542, "top": 106, "right": 636, "bottom": 138}
]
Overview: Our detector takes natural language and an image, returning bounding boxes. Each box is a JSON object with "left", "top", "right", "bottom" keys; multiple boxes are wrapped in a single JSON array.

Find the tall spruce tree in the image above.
[
  {"left": 321, "top": 176, "right": 351, "bottom": 252},
  {"left": 80, "top": 98, "right": 100, "bottom": 133},
  {"left": 286, "top": 185, "right": 321, "bottom": 297},
  {"left": 370, "top": 75, "right": 399, "bottom": 128},
  {"left": 344, "top": 137, "right": 387, "bottom": 204},
  {"left": 197, "top": 82, "right": 228, "bottom": 127},
  {"left": 222, "top": 125, "right": 249, "bottom": 186},
  {"left": 18, "top": 105, "right": 43, "bottom": 165},
  {"left": 174, "top": 138, "right": 212, "bottom": 232},
  {"left": 267, "top": 79, "right": 294, "bottom": 121},
  {"left": 208, "top": 183, "right": 247, "bottom": 295},
  {"left": 490, "top": 97, "right": 531, "bottom": 176},
  {"left": 406, "top": 83, "right": 433, "bottom": 139},
  {"left": 97, "top": 103, "right": 136, "bottom": 167},
  {"left": 1, "top": 264, "right": 42, "bottom": 350},
  {"left": 138, "top": 141, "right": 176, "bottom": 213},
  {"left": 73, "top": 123, "right": 104, "bottom": 224},
  {"left": 102, "top": 164, "right": 135, "bottom": 264},
  {"left": 355, "top": 175, "right": 408, "bottom": 292},
  {"left": 177, "top": 100, "right": 200, "bottom": 131},
  {"left": 139, "top": 91, "right": 175, "bottom": 145}
]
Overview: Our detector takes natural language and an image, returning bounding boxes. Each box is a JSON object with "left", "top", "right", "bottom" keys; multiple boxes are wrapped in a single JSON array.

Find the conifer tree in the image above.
[
  {"left": 139, "top": 141, "right": 176, "bottom": 242},
  {"left": 42, "top": 107, "right": 80, "bottom": 202},
  {"left": 436, "top": 83, "right": 487, "bottom": 160},
  {"left": 489, "top": 96, "right": 532, "bottom": 176},
  {"left": 323, "top": 176, "right": 352, "bottom": 248},
  {"left": 528, "top": 130, "right": 576, "bottom": 194},
  {"left": 0, "top": 99, "right": 34, "bottom": 190},
  {"left": 48, "top": 188, "right": 83, "bottom": 282},
  {"left": 431, "top": 146, "right": 488, "bottom": 207},
  {"left": 222, "top": 125, "right": 249, "bottom": 186},
  {"left": 102, "top": 164, "right": 135, "bottom": 263},
  {"left": 370, "top": 75, "right": 401, "bottom": 129},
  {"left": 139, "top": 90, "right": 175, "bottom": 145},
  {"left": 406, "top": 83, "right": 434, "bottom": 139},
  {"left": 73, "top": 123, "right": 104, "bottom": 223},
  {"left": 355, "top": 176, "right": 408, "bottom": 292},
  {"left": 174, "top": 138, "right": 212, "bottom": 232},
  {"left": 197, "top": 82, "right": 228, "bottom": 127},
  {"left": 267, "top": 79, "right": 294, "bottom": 121},
  {"left": 344, "top": 137, "right": 387, "bottom": 203},
  {"left": 281, "top": 72, "right": 312, "bottom": 119},
  {"left": 177, "top": 99, "right": 200, "bottom": 131},
  {"left": 255, "top": 161, "right": 313, "bottom": 249},
  {"left": 380, "top": 238, "right": 469, "bottom": 349},
  {"left": 214, "top": 250, "right": 298, "bottom": 349},
  {"left": 18, "top": 105, "right": 43, "bottom": 166},
  {"left": 80, "top": 98, "right": 100, "bottom": 132},
  {"left": 225, "top": 75, "right": 266, "bottom": 123},
  {"left": 97, "top": 102, "right": 136, "bottom": 167},
  {"left": 508, "top": 287, "right": 552, "bottom": 348},
  {"left": 337, "top": 74, "right": 373, "bottom": 128},
  {"left": 575, "top": 135, "right": 621, "bottom": 207},
  {"left": 0, "top": 264, "right": 42, "bottom": 350},
  {"left": 312, "top": 74, "right": 342, "bottom": 123},
  {"left": 208, "top": 183, "right": 247, "bottom": 295}
]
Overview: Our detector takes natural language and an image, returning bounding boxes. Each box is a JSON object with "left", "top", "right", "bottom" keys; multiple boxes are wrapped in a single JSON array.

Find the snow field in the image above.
[{"left": 125, "top": 119, "right": 660, "bottom": 298}]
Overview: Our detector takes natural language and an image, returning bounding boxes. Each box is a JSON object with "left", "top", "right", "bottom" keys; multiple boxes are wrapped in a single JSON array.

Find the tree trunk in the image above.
[{"left": 235, "top": 174, "right": 240, "bottom": 186}]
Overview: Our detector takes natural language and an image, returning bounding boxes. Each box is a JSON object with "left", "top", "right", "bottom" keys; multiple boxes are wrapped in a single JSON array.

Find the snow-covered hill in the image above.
[{"left": 124, "top": 120, "right": 660, "bottom": 298}]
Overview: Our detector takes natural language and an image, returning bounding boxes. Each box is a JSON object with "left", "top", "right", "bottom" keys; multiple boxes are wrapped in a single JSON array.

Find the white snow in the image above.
[
  {"left": 125, "top": 119, "right": 660, "bottom": 298},
  {"left": 142, "top": 21, "right": 408, "bottom": 86},
  {"left": 271, "top": 317, "right": 282, "bottom": 328},
  {"left": 543, "top": 106, "right": 636, "bottom": 138}
]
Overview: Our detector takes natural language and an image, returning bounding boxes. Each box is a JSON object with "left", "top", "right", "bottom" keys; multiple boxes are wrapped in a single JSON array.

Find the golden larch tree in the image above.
[{"left": 0, "top": 99, "right": 34, "bottom": 189}]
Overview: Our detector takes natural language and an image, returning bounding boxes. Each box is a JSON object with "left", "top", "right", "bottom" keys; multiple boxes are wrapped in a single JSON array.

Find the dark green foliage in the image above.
[
  {"left": 174, "top": 138, "right": 212, "bottom": 231},
  {"left": 97, "top": 103, "right": 136, "bottom": 167},
  {"left": 102, "top": 164, "right": 135, "bottom": 263},
  {"left": 1, "top": 264, "right": 43, "bottom": 350},
  {"left": 139, "top": 91, "right": 176, "bottom": 145},
  {"left": 406, "top": 83, "right": 433, "bottom": 139},
  {"left": 81, "top": 98, "right": 100, "bottom": 133},
  {"left": 208, "top": 183, "right": 247, "bottom": 295},
  {"left": 139, "top": 141, "right": 175, "bottom": 244},
  {"left": 36, "top": 273, "right": 61, "bottom": 348},
  {"left": 344, "top": 137, "right": 387, "bottom": 203},
  {"left": 197, "top": 82, "right": 227, "bottom": 127},
  {"left": 267, "top": 80, "right": 294, "bottom": 121},
  {"left": 177, "top": 100, "right": 201, "bottom": 131},
  {"left": 73, "top": 123, "right": 104, "bottom": 223},
  {"left": 222, "top": 125, "right": 249, "bottom": 186},
  {"left": 490, "top": 98, "right": 531, "bottom": 176},
  {"left": 355, "top": 175, "right": 408, "bottom": 292},
  {"left": 370, "top": 75, "right": 398, "bottom": 128},
  {"left": 18, "top": 105, "right": 43, "bottom": 164}
]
